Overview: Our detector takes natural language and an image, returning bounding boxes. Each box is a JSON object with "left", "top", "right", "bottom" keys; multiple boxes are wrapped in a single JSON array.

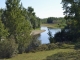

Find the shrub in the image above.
[
  {"left": 45, "top": 51, "right": 80, "bottom": 60},
  {"left": 36, "top": 43, "right": 58, "bottom": 51},
  {"left": 0, "top": 39, "right": 18, "bottom": 58},
  {"left": 36, "top": 44, "right": 48, "bottom": 51},
  {"left": 18, "top": 44, "right": 25, "bottom": 54},
  {"left": 75, "top": 42, "right": 80, "bottom": 49},
  {"left": 48, "top": 43, "right": 58, "bottom": 50},
  {"left": 54, "top": 27, "right": 76, "bottom": 43},
  {"left": 60, "top": 43, "right": 74, "bottom": 49},
  {"left": 25, "top": 35, "right": 41, "bottom": 53}
]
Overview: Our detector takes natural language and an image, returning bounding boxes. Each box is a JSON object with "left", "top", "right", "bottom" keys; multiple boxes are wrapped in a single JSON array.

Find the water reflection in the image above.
[{"left": 38, "top": 26, "right": 61, "bottom": 44}]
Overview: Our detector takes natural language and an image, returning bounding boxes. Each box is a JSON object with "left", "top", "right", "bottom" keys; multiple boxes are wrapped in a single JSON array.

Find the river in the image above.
[{"left": 38, "top": 26, "right": 61, "bottom": 44}]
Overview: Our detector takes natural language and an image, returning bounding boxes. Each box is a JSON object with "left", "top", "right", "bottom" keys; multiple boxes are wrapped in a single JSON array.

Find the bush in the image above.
[
  {"left": 25, "top": 35, "right": 41, "bottom": 53},
  {"left": 18, "top": 44, "right": 25, "bottom": 54},
  {"left": 48, "top": 43, "right": 58, "bottom": 50},
  {"left": 54, "top": 27, "right": 76, "bottom": 43},
  {"left": 75, "top": 42, "right": 80, "bottom": 49},
  {"left": 0, "top": 39, "right": 18, "bottom": 58},
  {"left": 36, "top": 44, "right": 48, "bottom": 51},
  {"left": 45, "top": 51, "right": 80, "bottom": 60},
  {"left": 56, "top": 43, "right": 74, "bottom": 49},
  {"left": 36, "top": 43, "right": 58, "bottom": 51},
  {"left": 62, "top": 44, "right": 74, "bottom": 49}
]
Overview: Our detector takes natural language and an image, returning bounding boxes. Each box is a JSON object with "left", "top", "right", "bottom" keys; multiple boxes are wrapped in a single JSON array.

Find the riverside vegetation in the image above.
[
  {"left": 0, "top": 0, "right": 40, "bottom": 58},
  {"left": 0, "top": 0, "right": 80, "bottom": 60}
]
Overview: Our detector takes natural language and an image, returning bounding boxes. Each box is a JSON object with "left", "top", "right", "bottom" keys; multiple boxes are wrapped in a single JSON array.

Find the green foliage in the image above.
[
  {"left": 48, "top": 43, "right": 58, "bottom": 50},
  {"left": 0, "top": 9, "right": 3, "bottom": 19},
  {"left": 28, "top": 7, "right": 34, "bottom": 14},
  {"left": 0, "top": 0, "right": 32, "bottom": 54},
  {"left": 48, "top": 29, "right": 54, "bottom": 43},
  {"left": 41, "top": 17, "right": 66, "bottom": 25},
  {"left": 45, "top": 51, "right": 80, "bottom": 60},
  {"left": 75, "top": 42, "right": 80, "bottom": 49},
  {"left": 25, "top": 35, "right": 41, "bottom": 53},
  {"left": 32, "top": 43, "right": 74, "bottom": 52},
  {"left": 41, "top": 18, "right": 47, "bottom": 24},
  {"left": 47, "top": 17, "right": 54, "bottom": 23},
  {"left": 27, "top": 7, "right": 41, "bottom": 29},
  {"left": 0, "top": 0, "right": 41, "bottom": 55},
  {"left": 16, "top": 20, "right": 31, "bottom": 53},
  {"left": 56, "top": 43, "right": 74, "bottom": 49},
  {"left": 47, "top": 27, "right": 76, "bottom": 43},
  {"left": 61, "top": 0, "right": 80, "bottom": 43},
  {"left": 0, "top": 20, "right": 8, "bottom": 40},
  {"left": 36, "top": 44, "right": 48, "bottom": 51},
  {"left": 0, "top": 39, "right": 18, "bottom": 58},
  {"left": 53, "top": 26, "right": 77, "bottom": 43}
]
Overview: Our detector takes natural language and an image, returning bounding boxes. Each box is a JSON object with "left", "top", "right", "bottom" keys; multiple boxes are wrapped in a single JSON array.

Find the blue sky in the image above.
[{"left": 0, "top": 0, "right": 64, "bottom": 18}]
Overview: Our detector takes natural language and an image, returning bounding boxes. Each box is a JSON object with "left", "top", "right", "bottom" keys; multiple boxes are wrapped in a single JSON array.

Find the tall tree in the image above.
[
  {"left": 27, "top": 7, "right": 40, "bottom": 29},
  {"left": 2, "top": 0, "right": 31, "bottom": 53}
]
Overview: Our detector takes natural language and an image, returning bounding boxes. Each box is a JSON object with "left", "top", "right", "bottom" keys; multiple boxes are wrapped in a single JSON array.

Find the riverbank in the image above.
[
  {"left": 30, "top": 23, "right": 65, "bottom": 35},
  {"left": 41, "top": 24, "right": 66, "bottom": 28},
  {"left": 30, "top": 30, "right": 46, "bottom": 35}
]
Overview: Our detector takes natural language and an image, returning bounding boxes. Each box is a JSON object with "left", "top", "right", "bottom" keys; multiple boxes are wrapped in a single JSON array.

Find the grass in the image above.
[
  {"left": 6, "top": 49, "right": 75, "bottom": 60},
  {"left": 41, "top": 23, "right": 66, "bottom": 28},
  {"left": 45, "top": 50, "right": 80, "bottom": 60}
]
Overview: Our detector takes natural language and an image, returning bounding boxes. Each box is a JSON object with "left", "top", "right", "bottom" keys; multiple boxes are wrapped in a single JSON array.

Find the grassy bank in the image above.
[
  {"left": 41, "top": 23, "right": 66, "bottom": 28},
  {"left": 46, "top": 50, "right": 80, "bottom": 60},
  {"left": 6, "top": 49, "right": 75, "bottom": 60}
]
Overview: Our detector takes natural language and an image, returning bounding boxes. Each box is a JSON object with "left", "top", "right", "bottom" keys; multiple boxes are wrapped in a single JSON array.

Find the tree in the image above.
[
  {"left": 27, "top": 7, "right": 40, "bottom": 29},
  {"left": 37, "top": 17, "right": 41, "bottom": 28},
  {"left": 61, "top": 0, "right": 80, "bottom": 42},
  {"left": 62, "top": 0, "right": 80, "bottom": 27},
  {"left": 0, "top": 20, "right": 8, "bottom": 41},
  {"left": 48, "top": 0, "right": 80, "bottom": 43},
  {"left": 1, "top": 10, "right": 17, "bottom": 58},
  {"left": 28, "top": 7, "right": 34, "bottom": 13},
  {"left": 48, "top": 29, "right": 54, "bottom": 43},
  {"left": 2, "top": 0, "right": 31, "bottom": 53},
  {"left": 47, "top": 17, "right": 53, "bottom": 23}
]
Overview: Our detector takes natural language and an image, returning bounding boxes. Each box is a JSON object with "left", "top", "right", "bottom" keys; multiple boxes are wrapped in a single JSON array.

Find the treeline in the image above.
[
  {"left": 41, "top": 17, "right": 66, "bottom": 24},
  {"left": 0, "top": 0, "right": 40, "bottom": 58}
]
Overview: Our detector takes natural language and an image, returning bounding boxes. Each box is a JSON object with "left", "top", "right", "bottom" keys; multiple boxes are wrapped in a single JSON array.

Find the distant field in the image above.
[
  {"left": 41, "top": 23, "right": 66, "bottom": 28},
  {"left": 7, "top": 49, "right": 75, "bottom": 60}
]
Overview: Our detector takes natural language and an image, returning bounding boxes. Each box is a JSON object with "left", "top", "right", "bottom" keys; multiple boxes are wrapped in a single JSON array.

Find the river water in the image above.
[{"left": 38, "top": 26, "right": 61, "bottom": 44}]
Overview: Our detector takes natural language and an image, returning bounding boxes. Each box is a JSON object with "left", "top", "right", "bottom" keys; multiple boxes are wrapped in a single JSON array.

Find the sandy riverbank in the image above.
[{"left": 30, "top": 30, "right": 46, "bottom": 35}]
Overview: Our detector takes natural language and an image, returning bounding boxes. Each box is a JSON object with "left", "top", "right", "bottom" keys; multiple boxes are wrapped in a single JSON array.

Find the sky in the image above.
[{"left": 0, "top": 0, "right": 64, "bottom": 18}]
